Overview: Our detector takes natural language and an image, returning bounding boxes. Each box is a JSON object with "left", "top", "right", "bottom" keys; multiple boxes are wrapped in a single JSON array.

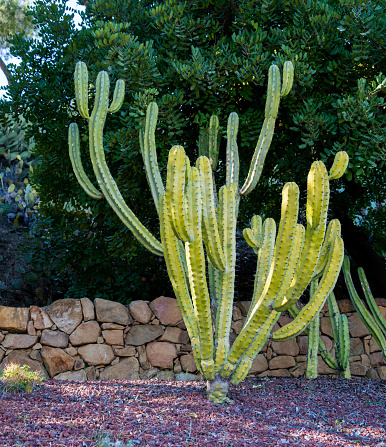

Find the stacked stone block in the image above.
[{"left": 0, "top": 297, "right": 385, "bottom": 381}]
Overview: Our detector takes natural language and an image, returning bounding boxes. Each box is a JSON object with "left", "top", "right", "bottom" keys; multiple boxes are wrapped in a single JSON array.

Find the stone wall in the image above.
[{"left": 0, "top": 297, "right": 385, "bottom": 382}]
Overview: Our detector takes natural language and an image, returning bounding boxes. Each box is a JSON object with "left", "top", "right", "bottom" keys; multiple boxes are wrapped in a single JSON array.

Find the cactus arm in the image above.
[
  {"left": 337, "top": 314, "right": 350, "bottom": 375},
  {"left": 288, "top": 304, "right": 339, "bottom": 370},
  {"left": 214, "top": 183, "right": 238, "bottom": 373},
  {"left": 358, "top": 267, "right": 386, "bottom": 335},
  {"left": 197, "top": 156, "right": 225, "bottom": 271},
  {"left": 230, "top": 312, "right": 280, "bottom": 384},
  {"left": 314, "top": 219, "right": 341, "bottom": 277},
  {"left": 272, "top": 162, "right": 330, "bottom": 312},
  {"left": 108, "top": 79, "right": 125, "bottom": 113},
  {"left": 225, "top": 112, "right": 239, "bottom": 187},
  {"left": 273, "top": 236, "right": 344, "bottom": 341},
  {"left": 167, "top": 146, "right": 192, "bottom": 243},
  {"left": 251, "top": 215, "right": 263, "bottom": 246},
  {"left": 327, "top": 292, "right": 340, "bottom": 345},
  {"left": 208, "top": 115, "right": 220, "bottom": 170},
  {"left": 88, "top": 71, "right": 163, "bottom": 256},
  {"left": 68, "top": 123, "right": 102, "bottom": 200},
  {"left": 240, "top": 63, "right": 294, "bottom": 196},
  {"left": 342, "top": 256, "right": 386, "bottom": 361},
  {"left": 74, "top": 61, "right": 89, "bottom": 119},
  {"left": 329, "top": 151, "right": 349, "bottom": 180},
  {"left": 159, "top": 192, "right": 202, "bottom": 369},
  {"left": 281, "top": 61, "right": 294, "bottom": 96},
  {"left": 141, "top": 103, "right": 165, "bottom": 214},
  {"left": 185, "top": 167, "right": 215, "bottom": 378},
  {"left": 306, "top": 314, "right": 319, "bottom": 378},
  {"left": 245, "top": 218, "right": 277, "bottom": 323}
]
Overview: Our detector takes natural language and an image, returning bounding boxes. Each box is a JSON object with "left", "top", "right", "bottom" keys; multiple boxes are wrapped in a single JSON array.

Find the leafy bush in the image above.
[{"left": 0, "top": 363, "right": 44, "bottom": 394}]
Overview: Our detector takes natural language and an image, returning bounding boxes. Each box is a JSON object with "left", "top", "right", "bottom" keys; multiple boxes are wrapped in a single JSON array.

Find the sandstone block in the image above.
[
  {"left": 235, "top": 301, "right": 251, "bottom": 316},
  {"left": 77, "top": 344, "right": 114, "bottom": 366},
  {"left": 376, "top": 366, "right": 386, "bottom": 380},
  {"left": 149, "top": 297, "right": 182, "bottom": 326},
  {"left": 41, "top": 330, "right": 69, "bottom": 348},
  {"left": 54, "top": 370, "right": 87, "bottom": 381},
  {"left": 102, "top": 330, "right": 124, "bottom": 346},
  {"left": 350, "top": 362, "right": 367, "bottom": 376},
  {"left": 297, "top": 336, "right": 308, "bottom": 355},
  {"left": 318, "top": 357, "right": 338, "bottom": 375},
  {"left": 27, "top": 321, "right": 36, "bottom": 336},
  {"left": 45, "top": 299, "right": 83, "bottom": 334},
  {"left": 137, "top": 345, "right": 151, "bottom": 370},
  {"left": 41, "top": 346, "right": 75, "bottom": 377},
  {"left": 146, "top": 342, "right": 177, "bottom": 369},
  {"left": 69, "top": 321, "right": 101, "bottom": 346},
  {"left": 2, "top": 334, "right": 38, "bottom": 349},
  {"left": 249, "top": 354, "right": 268, "bottom": 374},
  {"left": 125, "top": 324, "right": 164, "bottom": 346},
  {"left": 369, "top": 337, "right": 381, "bottom": 353},
  {"left": 370, "top": 352, "right": 386, "bottom": 367},
  {"left": 175, "top": 372, "right": 197, "bottom": 381},
  {"left": 180, "top": 354, "right": 197, "bottom": 373},
  {"left": 350, "top": 338, "right": 364, "bottom": 356},
  {"left": 361, "top": 354, "right": 371, "bottom": 368},
  {"left": 231, "top": 319, "right": 244, "bottom": 334},
  {"left": 114, "top": 347, "right": 136, "bottom": 357},
  {"left": 66, "top": 347, "right": 77, "bottom": 356},
  {"left": 74, "top": 358, "right": 85, "bottom": 370},
  {"left": 140, "top": 367, "right": 158, "bottom": 380},
  {"left": 336, "top": 299, "right": 355, "bottom": 313},
  {"left": 271, "top": 339, "right": 299, "bottom": 356},
  {"left": 232, "top": 306, "right": 243, "bottom": 321},
  {"left": 290, "top": 363, "right": 307, "bottom": 378},
  {"left": 269, "top": 355, "right": 295, "bottom": 370},
  {"left": 85, "top": 366, "right": 96, "bottom": 380},
  {"left": 348, "top": 313, "right": 370, "bottom": 338},
  {"left": 365, "top": 368, "right": 379, "bottom": 379},
  {"left": 320, "top": 317, "right": 333, "bottom": 338},
  {"left": 159, "top": 327, "right": 189, "bottom": 344},
  {"left": 0, "top": 306, "right": 29, "bottom": 333},
  {"left": 129, "top": 301, "right": 153, "bottom": 324},
  {"left": 101, "top": 323, "right": 125, "bottom": 330},
  {"left": 157, "top": 370, "right": 174, "bottom": 380},
  {"left": 99, "top": 357, "right": 140, "bottom": 380},
  {"left": 80, "top": 298, "right": 95, "bottom": 321},
  {"left": 0, "top": 333, "right": 4, "bottom": 343},
  {"left": 94, "top": 298, "right": 132, "bottom": 326},
  {"left": 29, "top": 350, "right": 42, "bottom": 362},
  {"left": 0, "top": 350, "right": 48, "bottom": 378},
  {"left": 320, "top": 335, "right": 333, "bottom": 353},
  {"left": 30, "top": 306, "right": 53, "bottom": 330}
]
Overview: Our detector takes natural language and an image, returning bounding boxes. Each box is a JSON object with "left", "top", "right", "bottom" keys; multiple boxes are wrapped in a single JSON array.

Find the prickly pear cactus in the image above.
[{"left": 69, "top": 61, "right": 349, "bottom": 402}]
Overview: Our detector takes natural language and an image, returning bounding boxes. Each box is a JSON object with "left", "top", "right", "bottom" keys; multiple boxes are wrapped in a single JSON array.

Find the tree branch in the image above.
[{"left": 0, "top": 55, "right": 12, "bottom": 85}]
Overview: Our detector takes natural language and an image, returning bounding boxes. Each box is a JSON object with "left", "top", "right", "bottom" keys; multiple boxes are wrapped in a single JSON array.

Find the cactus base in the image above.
[{"left": 206, "top": 375, "right": 229, "bottom": 404}]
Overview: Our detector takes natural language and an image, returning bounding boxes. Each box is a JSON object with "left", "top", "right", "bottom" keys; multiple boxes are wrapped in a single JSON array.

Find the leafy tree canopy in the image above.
[{"left": 1, "top": 0, "right": 385, "bottom": 302}]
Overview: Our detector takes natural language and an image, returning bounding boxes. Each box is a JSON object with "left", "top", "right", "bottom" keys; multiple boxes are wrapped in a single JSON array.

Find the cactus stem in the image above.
[{"left": 206, "top": 375, "right": 230, "bottom": 404}]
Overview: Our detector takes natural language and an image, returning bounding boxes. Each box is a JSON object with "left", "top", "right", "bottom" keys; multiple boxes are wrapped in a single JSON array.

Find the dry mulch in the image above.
[{"left": 0, "top": 377, "right": 385, "bottom": 447}]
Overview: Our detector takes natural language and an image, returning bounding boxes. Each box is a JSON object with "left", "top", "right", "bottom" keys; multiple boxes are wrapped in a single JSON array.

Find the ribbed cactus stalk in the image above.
[
  {"left": 343, "top": 256, "right": 386, "bottom": 362},
  {"left": 69, "top": 61, "right": 348, "bottom": 403}
]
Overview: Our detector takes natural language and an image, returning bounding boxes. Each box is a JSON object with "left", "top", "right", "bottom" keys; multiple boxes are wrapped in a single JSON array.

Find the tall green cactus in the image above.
[
  {"left": 343, "top": 256, "right": 386, "bottom": 362},
  {"left": 69, "top": 61, "right": 348, "bottom": 403}
]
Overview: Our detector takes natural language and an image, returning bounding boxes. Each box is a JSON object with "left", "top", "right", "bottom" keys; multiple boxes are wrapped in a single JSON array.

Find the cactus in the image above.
[
  {"left": 0, "top": 115, "right": 35, "bottom": 165},
  {"left": 69, "top": 61, "right": 347, "bottom": 403},
  {"left": 342, "top": 256, "right": 386, "bottom": 362}
]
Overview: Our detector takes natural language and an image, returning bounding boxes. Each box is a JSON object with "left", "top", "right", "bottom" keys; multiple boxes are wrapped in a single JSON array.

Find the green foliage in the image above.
[
  {"left": 0, "top": 363, "right": 44, "bottom": 394},
  {"left": 1, "top": 0, "right": 385, "bottom": 301},
  {"left": 0, "top": 114, "right": 35, "bottom": 165}
]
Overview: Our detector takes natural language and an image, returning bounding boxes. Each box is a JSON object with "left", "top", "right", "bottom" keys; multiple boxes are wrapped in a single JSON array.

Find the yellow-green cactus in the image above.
[{"left": 69, "top": 61, "right": 348, "bottom": 403}]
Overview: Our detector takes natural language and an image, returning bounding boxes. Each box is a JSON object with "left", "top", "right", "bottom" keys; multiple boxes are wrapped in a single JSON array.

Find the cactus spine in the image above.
[{"left": 69, "top": 61, "right": 347, "bottom": 403}]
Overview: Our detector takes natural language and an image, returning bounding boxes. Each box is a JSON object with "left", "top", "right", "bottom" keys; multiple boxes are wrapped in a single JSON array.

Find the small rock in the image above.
[
  {"left": 175, "top": 372, "right": 197, "bottom": 381},
  {"left": 129, "top": 301, "right": 153, "bottom": 324},
  {"left": 140, "top": 367, "right": 158, "bottom": 380},
  {"left": 180, "top": 354, "right": 197, "bottom": 373},
  {"left": 348, "top": 314, "right": 370, "bottom": 338},
  {"left": 74, "top": 358, "right": 85, "bottom": 370},
  {"left": 45, "top": 299, "right": 83, "bottom": 334},
  {"left": 102, "top": 330, "right": 124, "bottom": 346},
  {"left": 80, "top": 298, "right": 95, "bottom": 321},
  {"left": 30, "top": 306, "right": 53, "bottom": 330},
  {"left": 249, "top": 354, "right": 268, "bottom": 375},
  {"left": 365, "top": 368, "right": 379, "bottom": 379},
  {"left": 269, "top": 355, "right": 295, "bottom": 370},
  {"left": 54, "top": 370, "right": 87, "bottom": 381},
  {"left": 320, "top": 317, "right": 333, "bottom": 338},
  {"left": 85, "top": 366, "right": 96, "bottom": 380},
  {"left": 40, "top": 330, "right": 69, "bottom": 348},
  {"left": 159, "top": 327, "right": 189, "bottom": 344},
  {"left": 41, "top": 346, "right": 75, "bottom": 377},
  {"left": 235, "top": 301, "right": 251, "bottom": 316},
  {"left": 146, "top": 342, "right": 177, "bottom": 369},
  {"left": 29, "top": 350, "right": 42, "bottom": 362},
  {"left": 100, "top": 323, "right": 125, "bottom": 330},
  {"left": 0, "top": 306, "right": 30, "bottom": 333},
  {"left": 99, "top": 357, "right": 139, "bottom": 380},
  {"left": 27, "top": 321, "right": 36, "bottom": 336},
  {"left": 65, "top": 347, "right": 77, "bottom": 356},
  {"left": 370, "top": 352, "right": 386, "bottom": 367},
  {"left": 77, "top": 344, "right": 114, "bottom": 366},
  {"left": 113, "top": 347, "right": 136, "bottom": 357},
  {"left": 94, "top": 298, "right": 132, "bottom": 326},
  {"left": 350, "top": 338, "right": 364, "bottom": 356},
  {"left": 350, "top": 362, "right": 367, "bottom": 376},
  {"left": 69, "top": 321, "right": 101, "bottom": 346},
  {"left": 149, "top": 297, "right": 182, "bottom": 326},
  {"left": 157, "top": 370, "right": 175, "bottom": 380},
  {"left": 376, "top": 366, "right": 386, "bottom": 380},
  {"left": 32, "top": 343, "right": 42, "bottom": 350},
  {"left": 271, "top": 339, "right": 299, "bottom": 356},
  {"left": 125, "top": 325, "right": 164, "bottom": 346},
  {"left": 232, "top": 306, "right": 243, "bottom": 321},
  {"left": 2, "top": 334, "right": 38, "bottom": 349}
]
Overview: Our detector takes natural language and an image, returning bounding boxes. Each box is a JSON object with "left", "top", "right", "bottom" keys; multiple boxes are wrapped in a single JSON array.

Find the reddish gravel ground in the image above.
[{"left": 0, "top": 377, "right": 385, "bottom": 447}]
